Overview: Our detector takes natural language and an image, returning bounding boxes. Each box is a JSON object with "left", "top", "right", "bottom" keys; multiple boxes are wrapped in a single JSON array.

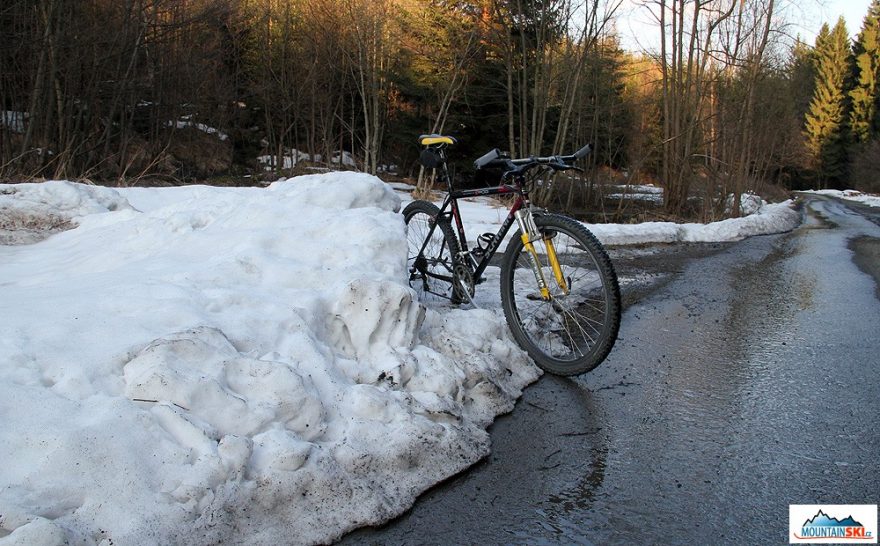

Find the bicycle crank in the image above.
[{"left": 452, "top": 260, "right": 478, "bottom": 307}]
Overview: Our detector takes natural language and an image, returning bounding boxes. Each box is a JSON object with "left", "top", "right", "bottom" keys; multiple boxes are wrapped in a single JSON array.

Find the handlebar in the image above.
[
  {"left": 473, "top": 145, "right": 591, "bottom": 174},
  {"left": 573, "top": 143, "right": 592, "bottom": 160}
]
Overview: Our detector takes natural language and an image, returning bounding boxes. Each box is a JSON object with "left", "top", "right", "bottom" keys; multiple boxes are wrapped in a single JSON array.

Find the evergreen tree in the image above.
[
  {"left": 849, "top": 0, "right": 880, "bottom": 143},
  {"left": 804, "top": 18, "right": 852, "bottom": 187}
]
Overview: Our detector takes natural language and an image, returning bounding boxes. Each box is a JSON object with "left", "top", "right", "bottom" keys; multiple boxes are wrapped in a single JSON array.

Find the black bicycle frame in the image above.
[{"left": 420, "top": 163, "right": 531, "bottom": 283}]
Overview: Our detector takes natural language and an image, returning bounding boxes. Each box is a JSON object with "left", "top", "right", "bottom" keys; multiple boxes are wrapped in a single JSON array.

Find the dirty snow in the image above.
[{"left": 0, "top": 174, "right": 800, "bottom": 545}]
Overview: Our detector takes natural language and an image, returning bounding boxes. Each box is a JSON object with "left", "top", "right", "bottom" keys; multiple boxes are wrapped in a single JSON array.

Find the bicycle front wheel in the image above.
[{"left": 500, "top": 213, "right": 620, "bottom": 375}]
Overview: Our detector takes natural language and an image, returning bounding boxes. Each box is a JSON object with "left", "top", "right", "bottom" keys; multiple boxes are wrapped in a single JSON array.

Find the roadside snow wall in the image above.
[{"left": 0, "top": 174, "right": 539, "bottom": 545}]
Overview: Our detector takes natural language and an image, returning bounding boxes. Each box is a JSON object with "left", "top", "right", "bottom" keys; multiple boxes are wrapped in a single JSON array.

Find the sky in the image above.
[
  {"left": 616, "top": 0, "right": 874, "bottom": 52},
  {"left": 806, "top": 0, "right": 873, "bottom": 37}
]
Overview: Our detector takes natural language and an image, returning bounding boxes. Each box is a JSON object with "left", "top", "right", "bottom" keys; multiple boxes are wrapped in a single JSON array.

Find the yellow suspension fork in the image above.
[
  {"left": 543, "top": 233, "right": 569, "bottom": 295},
  {"left": 515, "top": 210, "right": 568, "bottom": 300}
]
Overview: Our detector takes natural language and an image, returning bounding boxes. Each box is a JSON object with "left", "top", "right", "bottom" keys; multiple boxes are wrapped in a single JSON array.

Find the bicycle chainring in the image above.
[{"left": 452, "top": 260, "right": 476, "bottom": 304}]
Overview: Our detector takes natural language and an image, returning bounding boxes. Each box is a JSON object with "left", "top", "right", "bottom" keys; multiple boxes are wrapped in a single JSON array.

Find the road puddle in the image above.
[{"left": 849, "top": 236, "right": 880, "bottom": 300}]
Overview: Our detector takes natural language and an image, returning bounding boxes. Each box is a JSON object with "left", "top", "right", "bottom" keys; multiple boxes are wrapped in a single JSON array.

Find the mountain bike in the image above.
[{"left": 404, "top": 134, "right": 621, "bottom": 376}]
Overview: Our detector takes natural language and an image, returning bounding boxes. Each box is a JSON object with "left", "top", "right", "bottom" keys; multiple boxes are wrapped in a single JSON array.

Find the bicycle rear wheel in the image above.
[
  {"left": 500, "top": 213, "right": 620, "bottom": 375},
  {"left": 403, "top": 200, "right": 461, "bottom": 303}
]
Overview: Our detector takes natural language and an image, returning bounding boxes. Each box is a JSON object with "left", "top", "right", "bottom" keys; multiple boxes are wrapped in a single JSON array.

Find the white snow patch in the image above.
[
  {"left": 607, "top": 192, "right": 663, "bottom": 202},
  {"left": 166, "top": 119, "right": 229, "bottom": 140},
  {"left": 605, "top": 184, "right": 664, "bottom": 203},
  {"left": 1, "top": 111, "right": 26, "bottom": 133},
  {"left": 258, "top": 149, "right": 359, "bottom": 171},
  {"left": 724, "top": 192, "right": 764, "bottom": 216},
  {"left": 257, "top": 149, "right": 312, "bottom": 170}
]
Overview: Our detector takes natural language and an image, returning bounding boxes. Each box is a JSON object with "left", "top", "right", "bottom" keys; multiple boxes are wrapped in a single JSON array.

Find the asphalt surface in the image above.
[{"left": 340, "top": 194, "right": 880, "bottom": 545}]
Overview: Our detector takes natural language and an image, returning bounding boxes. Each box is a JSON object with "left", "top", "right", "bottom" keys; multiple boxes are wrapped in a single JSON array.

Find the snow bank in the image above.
[
  {"left": 590, "top": 201, "right": 799, "bottom": 245},
  {"left": 410, "top": 194, "right": 800, "bottom": 248},
  {"left": 0, "top": 174, "right": 538, "bottom": 545},
  {"left": 804, "top": 189, "right": 880, "bottom": 208},
  {"left": 0, "top": 175, "right": 802, "bottom": 544}
]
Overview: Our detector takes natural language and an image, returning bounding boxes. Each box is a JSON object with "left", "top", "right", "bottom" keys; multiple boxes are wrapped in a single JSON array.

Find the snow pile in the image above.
[
  {"left": 724, "top": 191, "right": 764, "bottom": 216},
  {"left": 0, "top": 181, "right": 133, "bottom": 244},
  {"left": 331, "top": 151, "right": 358, "bottom": 168},
  {"left": 0, "top": 174, "right": 538, "bottom": 545}
]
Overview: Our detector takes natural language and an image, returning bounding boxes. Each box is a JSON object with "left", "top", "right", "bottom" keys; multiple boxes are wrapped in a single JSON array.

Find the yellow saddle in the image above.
[{"left": 419, "top": 134, "right": 457, "bottom": 146}]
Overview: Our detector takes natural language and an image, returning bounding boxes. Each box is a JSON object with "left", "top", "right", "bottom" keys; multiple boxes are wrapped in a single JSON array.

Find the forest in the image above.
[{"left": 2, "top": 0, "right": 880, "bottom": 220}]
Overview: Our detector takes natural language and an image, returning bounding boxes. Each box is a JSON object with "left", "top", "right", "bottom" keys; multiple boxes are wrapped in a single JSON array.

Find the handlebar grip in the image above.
[
  {"left": 574, "top": 144, "right": 591, "bottom": 160},
  {"left": 474, "top": 148, "right": 501, "bottom": 169}
]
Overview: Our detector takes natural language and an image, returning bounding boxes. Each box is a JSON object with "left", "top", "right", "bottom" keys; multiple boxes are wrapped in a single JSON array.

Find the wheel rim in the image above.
[{"left": 508, "top": 229, "right": 612, "bottom": 363}]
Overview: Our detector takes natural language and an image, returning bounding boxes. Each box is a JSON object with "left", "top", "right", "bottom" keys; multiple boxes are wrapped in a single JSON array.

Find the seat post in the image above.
[
  {"left": 417, "top": 134, "right": 457, "bottom": 191},
  {"left": 440, "top": 156, "right": 454, "bottom": 192}
]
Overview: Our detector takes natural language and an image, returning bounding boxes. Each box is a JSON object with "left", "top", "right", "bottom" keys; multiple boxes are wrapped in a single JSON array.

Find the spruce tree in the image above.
[
  {"left": 849, "top": 0, "right": 880, "bottom": 143},
  {"left": 804, "top": 18, "right": 852, "bottom": 187}
]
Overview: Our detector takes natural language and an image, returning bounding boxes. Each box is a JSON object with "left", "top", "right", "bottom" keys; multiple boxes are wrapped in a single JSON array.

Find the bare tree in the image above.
[{"left": 342, "top": 0, "right": 399, "bottom": 175}]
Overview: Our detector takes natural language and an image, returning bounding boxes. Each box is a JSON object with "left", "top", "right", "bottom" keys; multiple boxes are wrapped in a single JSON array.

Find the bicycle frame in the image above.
[
  {"left": 435, "top": 182, "right": 523, "bottom": 283},
  {"left": 415, "top": 160, "right": 565, "bottom": 296}
]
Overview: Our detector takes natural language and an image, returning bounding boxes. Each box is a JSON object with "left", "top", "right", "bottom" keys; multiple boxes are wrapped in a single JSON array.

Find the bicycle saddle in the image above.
[{"left": 419, "top": 134, "right": 457, "bottom": 146}]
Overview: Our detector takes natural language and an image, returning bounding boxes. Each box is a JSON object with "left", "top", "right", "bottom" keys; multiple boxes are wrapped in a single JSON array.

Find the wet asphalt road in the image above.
[{"left": 341, "top": 195, "right": 880, "bottom": 545}]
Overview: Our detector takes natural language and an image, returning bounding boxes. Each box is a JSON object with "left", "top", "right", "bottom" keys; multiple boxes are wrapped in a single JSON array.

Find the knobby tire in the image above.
[{"left": 500, "top": 213, "right": 620, "bottom": 375}]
